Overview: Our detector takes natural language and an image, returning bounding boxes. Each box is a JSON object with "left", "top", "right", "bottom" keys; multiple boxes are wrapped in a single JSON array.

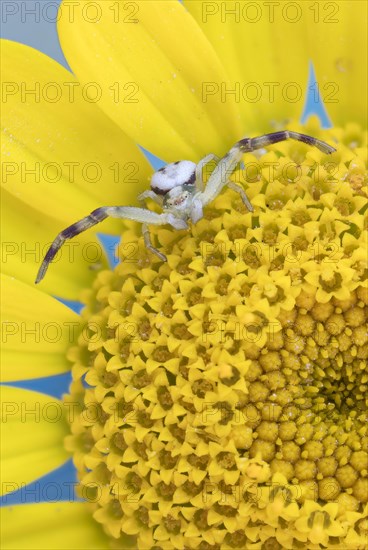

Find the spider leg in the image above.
[
  {"left": 227, "top": 182, "right": 254, "bottom": 212},
  {"left": 190, "top": 198, "right": 204, "bottom": 223},
  {"left": 138, "top": 191, "right": 165, "bottom": 260},
  {"left": 142, "top": 223, "right": 167, "bottom": 261},
  {"left": 138, "top": 189, "right": 164, "bottom": 206},
  {"left": 35, "top": 206, "right": 185, "bottom": 283},
  {"left": 238, "top": 131, "right": 336, "bottom": 155},
  {"left": 35, "top": 207, "right": 108, "bottom": 284},
  {"left": 200, "top": 131, "right": 335, "bottom": 207},
  {"left": 195, "top": 154, "right": 219, "bottom": 192}
]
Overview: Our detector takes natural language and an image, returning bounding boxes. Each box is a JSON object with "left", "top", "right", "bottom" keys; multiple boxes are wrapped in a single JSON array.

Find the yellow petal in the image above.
[
  {"left": 185, "top": 0, "right": 311, "bottom": 132},
  {"left": 1, "top": 190, "right": 110, "bottom": 299},
  {"left": 1, "top": 39, "right": 151, "bottom": 229},
  {"left": 308, "top": 1, "right": 367, "bottom": 126},
  {"left": 1, "top": 501, "right": 110, "bottom": 549},
  {"left": 0, "top": 386, "right": 69, "bottom": 496},
  {"left": 57, "top": 0, "right": 242, "bottom": 160},
  {"left": 186, "top": 0, "right": 366, "bottom": 129},
  {"left": 1, "top": 274, "right": 80, "bottom": 381}
]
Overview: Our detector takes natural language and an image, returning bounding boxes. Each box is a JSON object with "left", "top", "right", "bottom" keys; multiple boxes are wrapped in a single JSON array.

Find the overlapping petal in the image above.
[
  {"left": 186, "top": 0, "right": 367, "bottom": 129},
  {"left": 1, "top": 39, "right": 155, "bottom": 297},
  {"left": 186, "top": 0, "right": 310, "bottom": 132},
  {"left": 1, "top": 501, "right": 110, "bottom": 549},
  {"left": 1, "top": 40, "right": 152, "bottom": 230},
  {"left": 0, "top": 386, "right": 69, "bottom": 496},
  {"left": 307, "top": 0, "right": 367, "bottom": 126},
  {"left": 57, "top": 0, "right": 242, "bottom": 160},
  {"left": 1, "top": 274, "right": 80, "bottom": 381}
]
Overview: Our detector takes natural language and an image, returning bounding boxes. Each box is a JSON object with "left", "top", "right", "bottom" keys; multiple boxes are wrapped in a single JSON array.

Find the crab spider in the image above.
[{"left": 35, "top": 131, "right": 335, "bottom": 283}]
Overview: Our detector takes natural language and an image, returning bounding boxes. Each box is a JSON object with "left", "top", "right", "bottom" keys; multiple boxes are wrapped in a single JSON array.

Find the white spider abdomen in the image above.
[{"left": 151, "top": 160, "right": 196, "bottom": 194}]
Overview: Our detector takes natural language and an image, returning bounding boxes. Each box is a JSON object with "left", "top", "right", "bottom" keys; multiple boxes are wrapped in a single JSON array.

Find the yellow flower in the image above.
[
  {"left": 1, "top": 1, "right": 367, "bottom": 549},
  {"left": 294, "top": 502, "right": 347, "bottom": 546}
]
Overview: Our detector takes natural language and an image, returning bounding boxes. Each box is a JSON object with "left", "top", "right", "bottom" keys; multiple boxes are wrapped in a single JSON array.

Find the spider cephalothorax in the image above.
[{"left": 35, "top": 131, "right": 336, "bottom": 283}]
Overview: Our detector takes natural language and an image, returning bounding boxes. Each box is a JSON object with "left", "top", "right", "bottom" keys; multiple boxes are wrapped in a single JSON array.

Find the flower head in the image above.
[{"left": 62, "top": 124, "right": 368, "bottom": 549}]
